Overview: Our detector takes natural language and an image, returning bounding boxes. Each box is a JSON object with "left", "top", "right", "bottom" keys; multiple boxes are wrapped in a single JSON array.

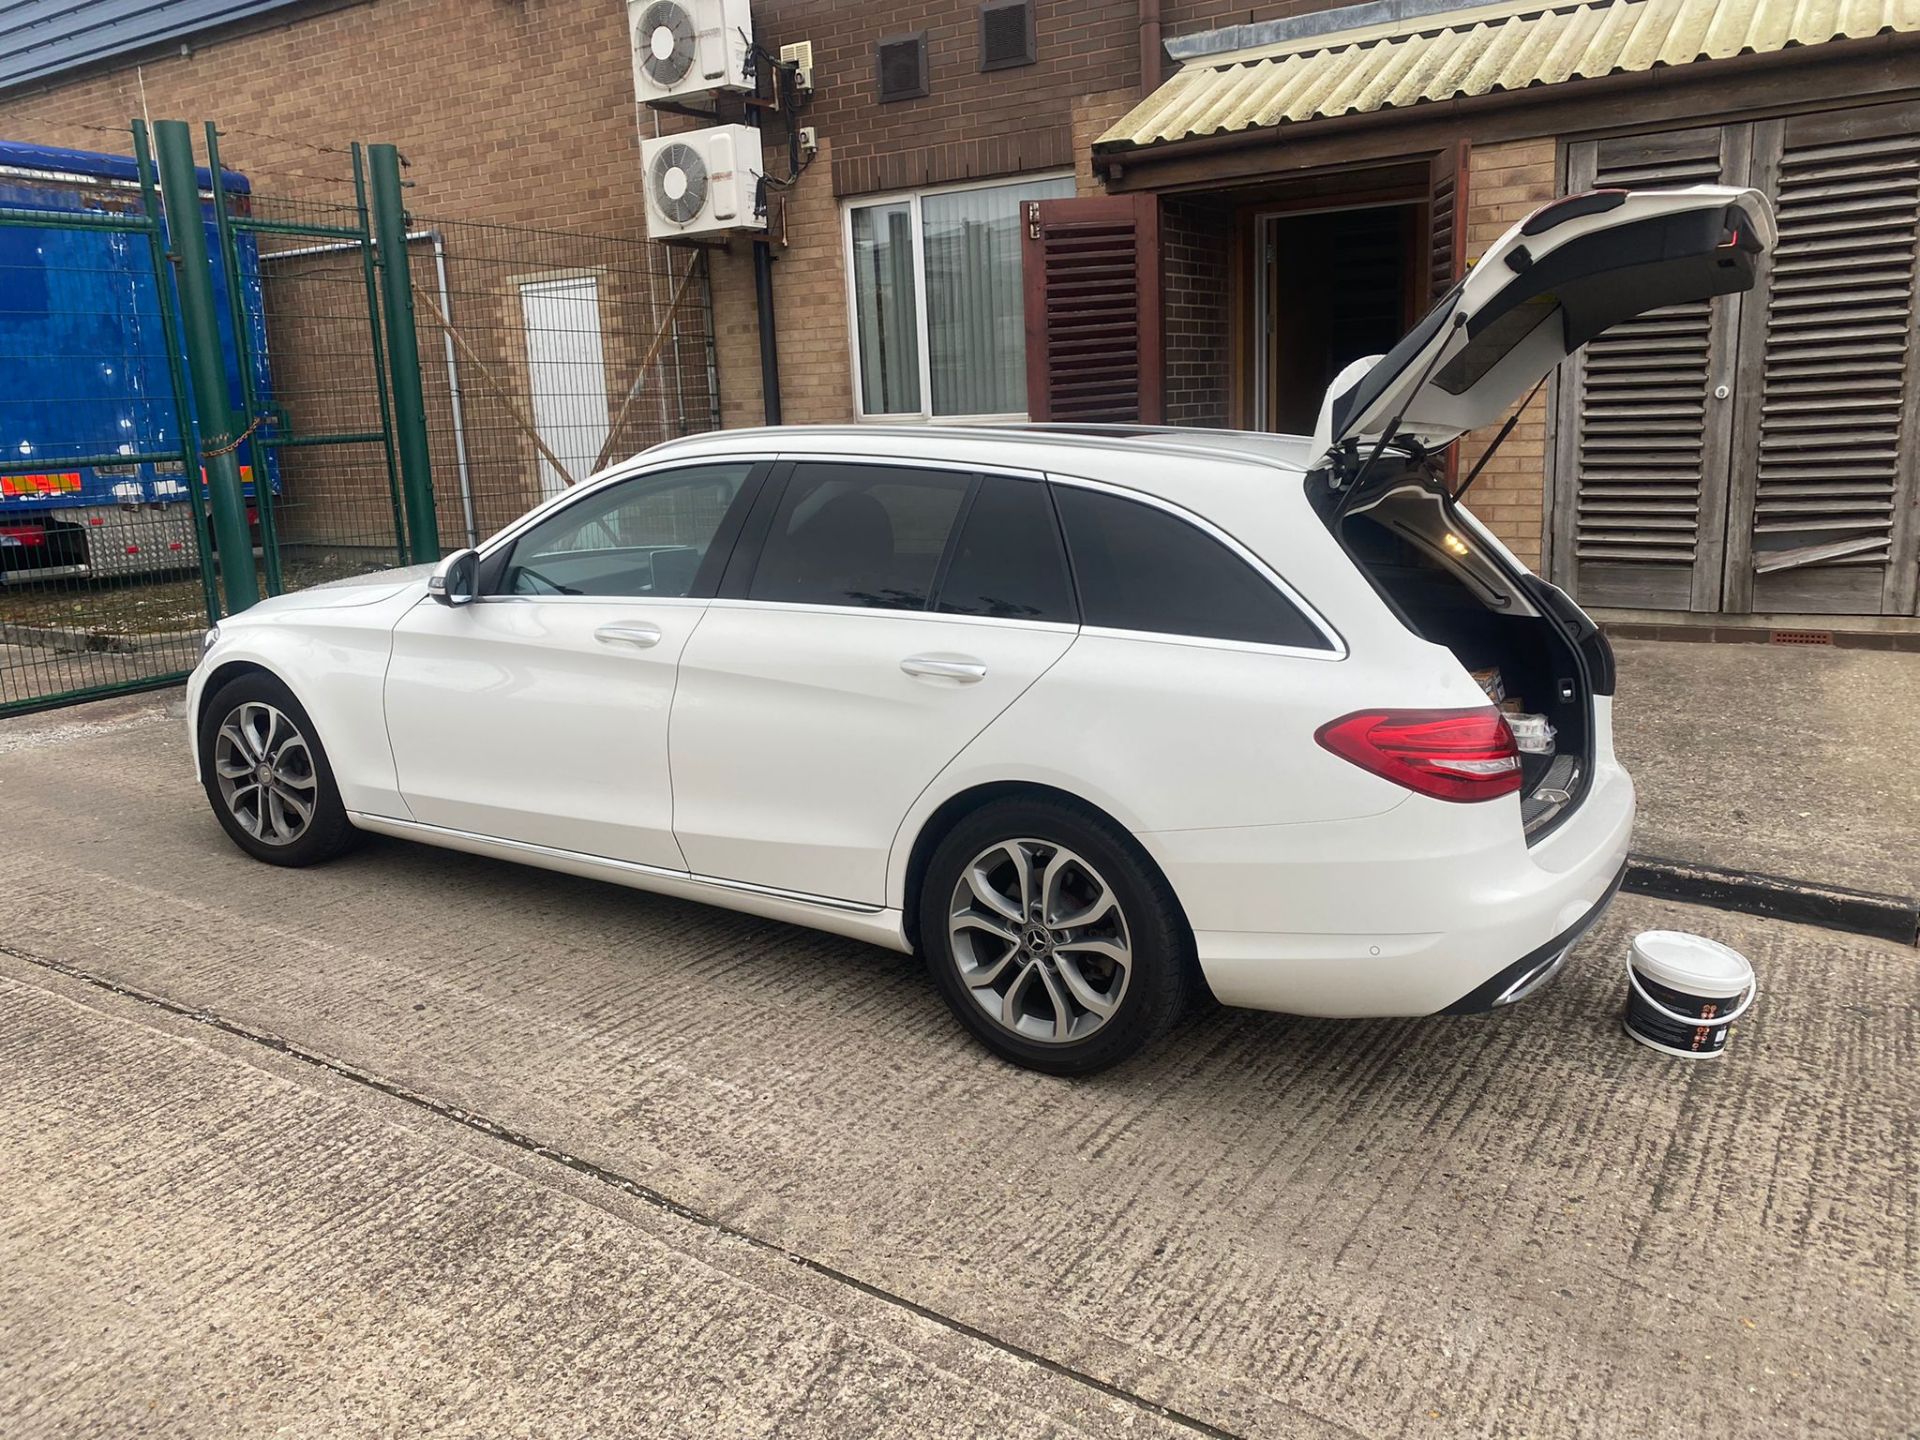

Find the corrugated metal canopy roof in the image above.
[
  {"left": 0, "top": 0, "right": 305, "bottom": 93},
  {"left": 1098, "top": 0, "right": 1920, "bottom": 151}
]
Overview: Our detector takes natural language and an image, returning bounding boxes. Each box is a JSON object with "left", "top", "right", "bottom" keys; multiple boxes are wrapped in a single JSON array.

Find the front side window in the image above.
[
  {"left": 748, "top": 463, "right": 971, "bottom": 611},
  {"left": 1054, "top": 486, "right": 1331, "bottom": 650},
  {"left": 498, "top": 462, "right": 753, "bottom": 597},
  {"left": 847, "top": 174, "right": 1074, "bottom": 420}
]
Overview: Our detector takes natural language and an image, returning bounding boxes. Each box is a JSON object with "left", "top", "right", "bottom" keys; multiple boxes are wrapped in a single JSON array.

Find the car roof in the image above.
[{"left": 634, "top": 423, "right": 1315, "bottom": 489}]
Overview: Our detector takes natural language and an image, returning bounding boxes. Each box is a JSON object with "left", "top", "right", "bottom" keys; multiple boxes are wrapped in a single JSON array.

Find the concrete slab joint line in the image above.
[{"left": 0, "top": 940, "right": 1283, "bottom": 1440}]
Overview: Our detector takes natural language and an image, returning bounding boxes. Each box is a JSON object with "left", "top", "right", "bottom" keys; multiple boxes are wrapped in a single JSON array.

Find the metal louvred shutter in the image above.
[
  {"left": 1554, "top": 128, "right": 1746, "bottom": 611},
  {"left": 1728, "top": 106, "right": 1920, "bottom": 616},
  {"left": 1021, "top": 195, "right": 1163, "bottom": 423}
]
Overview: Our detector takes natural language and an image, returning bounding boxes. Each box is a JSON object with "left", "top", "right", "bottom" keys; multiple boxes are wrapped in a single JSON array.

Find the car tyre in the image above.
[
  {"left": 198, "top": 670, "right": 359, "bottom": 867},
  {"left": 920, "top": 796, "right": 1194, "bottom": 1076}
]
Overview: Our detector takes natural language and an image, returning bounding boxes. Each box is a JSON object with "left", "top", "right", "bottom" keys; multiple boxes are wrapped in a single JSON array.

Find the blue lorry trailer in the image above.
[{"left": 0, "top": 139, "right": 274, "bottom": 583}]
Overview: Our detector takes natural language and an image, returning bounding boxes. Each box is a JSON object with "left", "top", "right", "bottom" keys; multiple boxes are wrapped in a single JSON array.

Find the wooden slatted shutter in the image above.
[
  {"left": 1426, "top": 139, "right": 1469, "bottom": 306},
  {"left": 1552, "top": 127, "right": 1748, "bottom": 611},
  {"left": 1726, "top": 103, "right": 1920, "bottom": 616},
  {"left": 1022, "top": 194, "right": 1163, "bottom": 423}
]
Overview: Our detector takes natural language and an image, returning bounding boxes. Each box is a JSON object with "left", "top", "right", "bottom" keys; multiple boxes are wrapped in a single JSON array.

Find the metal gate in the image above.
[
  {"left": 2, "top": 119, "right": 722, "bottom": 718},
  {"left": 0, "top": 121, "right": 419, "bottom": 717}
]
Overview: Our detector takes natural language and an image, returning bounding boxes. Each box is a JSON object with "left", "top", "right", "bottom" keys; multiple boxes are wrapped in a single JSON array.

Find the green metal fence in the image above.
[{"left": 1, "top": 119, "right": 721, "bottom": 719}]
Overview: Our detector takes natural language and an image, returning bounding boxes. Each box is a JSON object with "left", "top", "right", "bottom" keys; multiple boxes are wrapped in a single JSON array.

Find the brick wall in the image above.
[
  {"left": 1160, "top": 197, "right": 1230, "bottom": 427},
  {"left": 0, "top": 0, "right": 1566, "bottom": 557},
  {"left": 1454, "top": 137, "right": 1558, "bottom": 569}
]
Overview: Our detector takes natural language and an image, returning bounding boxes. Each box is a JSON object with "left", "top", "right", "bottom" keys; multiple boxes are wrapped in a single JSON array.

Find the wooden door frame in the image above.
[{"left": 1225, "top": 181, "right": 1431, "bottom": 431}]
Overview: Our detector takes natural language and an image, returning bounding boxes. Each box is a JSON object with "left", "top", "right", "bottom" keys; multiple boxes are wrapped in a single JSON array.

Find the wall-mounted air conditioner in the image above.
[
  {"left": 641, "top": 125, "right": 765, "bottom": 239},
  {"left": 630, "top": 0, "right": 753, "bottom": 104}
]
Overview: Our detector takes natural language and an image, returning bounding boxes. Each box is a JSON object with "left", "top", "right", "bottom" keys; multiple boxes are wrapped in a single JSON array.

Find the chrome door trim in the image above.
[
  {"left": 900, "top": 656, "right": 988, "bottom": 680},
  {"left": 345, "top": 813, "right": 887, "bottom": 914},
  {"left": 594, "top": 621, "right": 666, "bottom": 648}
]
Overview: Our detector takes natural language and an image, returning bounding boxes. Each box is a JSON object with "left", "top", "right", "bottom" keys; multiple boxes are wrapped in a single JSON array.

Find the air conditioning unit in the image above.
[
  {"left": 629, "top": 0, "right": 753, "bottom": 104},
  {"left": 641, "top": 125, "right": 765, "bottom": 239}
]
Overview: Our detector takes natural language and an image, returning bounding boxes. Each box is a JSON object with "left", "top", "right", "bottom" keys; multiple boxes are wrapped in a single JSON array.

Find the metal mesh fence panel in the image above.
[
  {"left": 0, "top": 154, "right": 213, "bottom": 715},
  {"left": 405, "top": 218, "right": 719, "bottom": 549},
  {"left": 2, "top": 128, "right": 721, "bottom": 717},
  {"left": 237, "top": 175, "right": 409, "bottom": 586}
]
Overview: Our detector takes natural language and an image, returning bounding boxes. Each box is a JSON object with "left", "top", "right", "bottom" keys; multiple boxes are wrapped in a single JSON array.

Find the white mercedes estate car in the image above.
[{"left": 189, "top": 186, "right": 1771, "bottom": 1073}]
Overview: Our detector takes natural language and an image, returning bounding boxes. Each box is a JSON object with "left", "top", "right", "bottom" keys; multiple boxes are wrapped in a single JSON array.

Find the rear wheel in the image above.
[
  {"left": 198, "top": 671, "right": 357, "bottom": 867},
  {"left": 920, "top": 797, "right": 1193, "bottom": 1075}
]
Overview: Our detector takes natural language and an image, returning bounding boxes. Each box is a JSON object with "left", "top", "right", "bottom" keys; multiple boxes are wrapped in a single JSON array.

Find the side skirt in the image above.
[{"left": 348, "top": 812, "right": 914, "bottom": 953}]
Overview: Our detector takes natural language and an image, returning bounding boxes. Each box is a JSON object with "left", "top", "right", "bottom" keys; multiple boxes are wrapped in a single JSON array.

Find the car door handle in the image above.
[
  {"left": 594, "top": 622, "right": 664, "bottom": 649},
  {"left": 901, "top": 655, "right": 987, "bottom": 682}
]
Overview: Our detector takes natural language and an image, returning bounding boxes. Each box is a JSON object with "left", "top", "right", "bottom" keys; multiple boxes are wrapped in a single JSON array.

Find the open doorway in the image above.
[{"left": 1254, "top": 202, "right": 1422, "bottom": 435}]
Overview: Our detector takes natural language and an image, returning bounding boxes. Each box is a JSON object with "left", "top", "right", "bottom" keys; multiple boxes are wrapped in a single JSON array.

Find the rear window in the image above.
[
  {"left": 935, "top": 476, "right": 1076, "bottom": 623},
  {"left": 748, "top": 463, "right": 970, "bottom": 611},
  {"left": 1054, "top": 486, "right": 1330, "bottom": 650}
]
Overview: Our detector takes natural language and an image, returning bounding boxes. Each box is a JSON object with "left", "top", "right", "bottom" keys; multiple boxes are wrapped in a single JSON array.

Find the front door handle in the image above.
[
  {"left": 595, "top": 621, "right": 664, "bottom": 649},
  {"left": 901, "top": 655, "right": 987, "bottom": 682}
]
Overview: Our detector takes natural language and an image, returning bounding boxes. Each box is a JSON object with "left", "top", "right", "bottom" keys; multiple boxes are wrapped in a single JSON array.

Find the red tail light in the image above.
[{"left": 1315, "top": 706, "right": 1523, "bottom": 803}]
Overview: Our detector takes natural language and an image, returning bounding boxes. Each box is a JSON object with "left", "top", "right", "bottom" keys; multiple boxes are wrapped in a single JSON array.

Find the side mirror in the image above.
[{"left": 428, "top": 548, "right": 480, "bottom": 607}]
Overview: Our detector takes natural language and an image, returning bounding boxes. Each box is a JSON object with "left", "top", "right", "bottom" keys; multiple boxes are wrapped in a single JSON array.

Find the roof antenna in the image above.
[{"left": 1330, "top": 308, "right": 1468, "bottom": 526}]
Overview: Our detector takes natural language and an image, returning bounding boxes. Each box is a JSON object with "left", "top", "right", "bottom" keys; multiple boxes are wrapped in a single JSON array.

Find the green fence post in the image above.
[
  {"left": 353, "top": 145, "right": 411, "bottom": 566},
  {"left": 367, "top": 144, "right": 439, "bottom": 563},
  {"left": 154, "top": 120, "right": 257, "bottom": 615},
  {"left": 204, "top": 123, "right": 282, "bottom": 596},
  {"left": 132, "top": 121, "right": 221, "bottom": 625}
]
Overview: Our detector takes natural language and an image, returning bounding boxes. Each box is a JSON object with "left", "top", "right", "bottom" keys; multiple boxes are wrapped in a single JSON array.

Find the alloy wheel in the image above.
[
  {"left": 212, "top": 701, "right": 317, "bottom": 846},
  {"left": 947, "top": 838, "right": 1133, "bottom": 1045}
]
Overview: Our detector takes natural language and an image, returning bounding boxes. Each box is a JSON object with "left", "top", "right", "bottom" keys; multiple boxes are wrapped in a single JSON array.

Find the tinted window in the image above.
[
  {"left": 749, "top": 463, "right": 970, "bottom": 611},
  {"left": 1055, "top": 486, "right": 1329, "bottom": 649},
  {"left": 935, "top": 476, "right": 1075, "bottom": 623},
  {"left": 500, "top": 463, "right": 752, "bottom": 598}
]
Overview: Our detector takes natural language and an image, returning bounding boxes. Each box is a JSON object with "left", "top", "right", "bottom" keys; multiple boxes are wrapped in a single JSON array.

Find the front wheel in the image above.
[
  {"left": 920, "top": 797, "right": 1195, "bottom": 1076},
  {"left": 198, "top": 671, "right": 358, "bottom": 867}
]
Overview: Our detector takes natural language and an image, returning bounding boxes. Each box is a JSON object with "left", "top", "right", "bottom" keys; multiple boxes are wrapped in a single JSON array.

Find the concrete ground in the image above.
[
  {"left": 0, "top": 695, "right": 1914, "bottom": 1439},
  {"left": 1612, "top": 637, "right": 1920, "bottom": 898}
]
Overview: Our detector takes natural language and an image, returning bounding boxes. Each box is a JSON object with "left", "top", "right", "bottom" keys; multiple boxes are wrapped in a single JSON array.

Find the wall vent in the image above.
[
  {"left": 981, "top": 0, "right": 1036, "bottom": 70},
  {"left": 1770, "top": 629, "right": 1834, "bottom": 646},
  {"left": 876, "top": 32, "right": 928, "bottom": 102}
]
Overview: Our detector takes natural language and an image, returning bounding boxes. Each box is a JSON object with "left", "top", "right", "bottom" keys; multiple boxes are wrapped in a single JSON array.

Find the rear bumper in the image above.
[
  {"left": 1142, "top": 757, "right": 1636, "bottom": 1018},
  {"left": 1439, "top": 860, "right": 1625, "bottom": 1013}
]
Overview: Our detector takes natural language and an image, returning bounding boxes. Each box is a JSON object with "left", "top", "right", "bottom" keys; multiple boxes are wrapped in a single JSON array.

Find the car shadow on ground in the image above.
[{"left": 333, "top": 829, "right": 1643, "bottom": 1112}]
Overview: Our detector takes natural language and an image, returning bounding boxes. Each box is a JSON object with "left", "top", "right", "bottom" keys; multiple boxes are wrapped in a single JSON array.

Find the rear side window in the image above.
[
  {"left": 935, "top": 476, "right": 1076, "bottom": 623},
  {"left": 1054, "top": 486, "right": 1330, "bottom": 649},
  {"left": 748, "top": 463, "right": 970, "bottom": 611}
]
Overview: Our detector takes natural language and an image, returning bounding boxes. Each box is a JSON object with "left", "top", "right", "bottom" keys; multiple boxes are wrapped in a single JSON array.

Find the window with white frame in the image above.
[{"left": 844, "top": 173, "right": 1075, "bottom": 421}]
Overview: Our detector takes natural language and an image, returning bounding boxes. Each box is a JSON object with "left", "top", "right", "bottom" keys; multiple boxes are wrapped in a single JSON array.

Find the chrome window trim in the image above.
[
  {"left": 702, "top": 596, "right": 1077, "bottom": 635},
  {"left": 467, "top": 594, "right": 713, "bottom": 610}
]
